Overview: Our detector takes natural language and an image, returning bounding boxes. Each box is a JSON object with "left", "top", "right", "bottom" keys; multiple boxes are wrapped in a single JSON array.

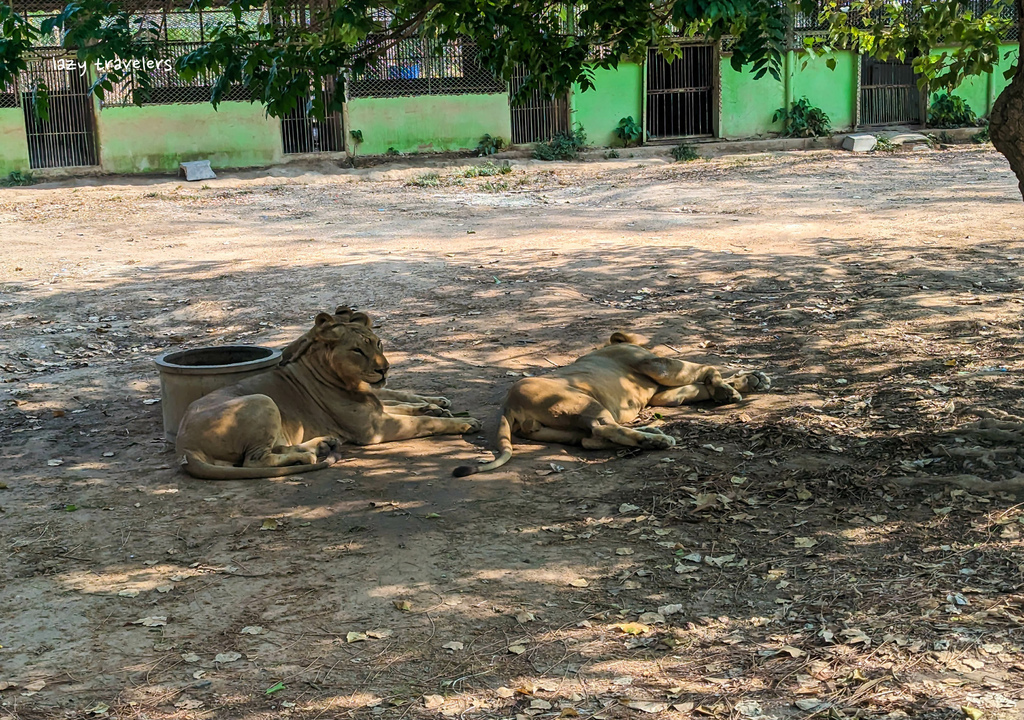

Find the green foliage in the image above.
[
  {"left": 929, "top": 92, "right": 978, "bottom": 128},
  {"left": 604, "top": 149, "right": 621, "bottom": 159},
  {"left": 349, "top": 129, "right": 363, "bottom": 144},
  {"left": 463, "top": 161, "right": 512, "bottom": 178},
  {"left": 385, "top": 147, "right": 400, "bottom": 157},
  {"left": 973, "top": 126, "right": 991, "bottom": 143},
  {"left": 2, "top": 170, "right": 34, "bottom": 186},
  {"left": 670, "top": 143, "right": 699, "bottom": 162},
  {"left": 410, "top": 172, "right": 441, "bottom": 187},
  {"left": 476, "top": 134, "right": 506, "bottom": 156},
  {"left": 773, "top": 97, "right": 832, "bottom": 138},
  {"left": 874, "top": 137, "right": 898, "bottom": 153},
  {"left": 613, "top": 116, "right": 642, "bottom": 147},
  {"left": 534, "top": 127, "right": 588, "bottom": 161}
]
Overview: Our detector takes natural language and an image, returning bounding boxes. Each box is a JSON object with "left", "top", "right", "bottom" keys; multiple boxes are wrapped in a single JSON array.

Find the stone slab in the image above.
[
  {"left": 842, "top": 134, "right": 877, "bottom": 152},
  {"left": 179, "top": 160, "right": 217, "bottom": 182}
]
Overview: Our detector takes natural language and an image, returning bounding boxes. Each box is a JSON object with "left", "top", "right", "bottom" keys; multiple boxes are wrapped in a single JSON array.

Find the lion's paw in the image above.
[
  {"left": 424, "top": 403, "right": 454, "bottom": 418},
  {"left": 732, "top": 371, "right": 771, "bottom": 394},
  {"left": 712, "top": 383, "right": 744, "bottom": 404},
  {"left": 316, "top": 437, "right": 345, "bottom": 464},
  {"left": 640, "top": 432, "right": 676, "bottom": 450},
  {"left": 460, "top": 418, "right": 483, "bottom": 434},
  {"left": 424, "top": 396, "right": 452, "bottom": 409}
]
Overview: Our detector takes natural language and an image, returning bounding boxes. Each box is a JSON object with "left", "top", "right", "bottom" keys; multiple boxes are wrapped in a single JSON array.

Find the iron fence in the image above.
[
  {"left": 860, "top": 55, "right": 921, "bottom": 125},
  {"left": 348, "top": 36, "right": 504, "bottom": 98},
  {"left": 646, "top": 44, "right": 715, "bottom": 139},
  {"left": 20, "top": 50, "right": 98, "bottom": 168}
]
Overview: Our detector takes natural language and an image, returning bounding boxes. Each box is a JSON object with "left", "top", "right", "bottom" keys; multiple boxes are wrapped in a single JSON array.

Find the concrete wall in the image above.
[
  {"left": 792, "top": 51, "right": 858, "bottom": 131},
  {"left": 0, "top": 108, "right": 30, "bottom": 175},
  {"left": 572, "top": 62, "right": 643, "bottom": 146},
  {"left": 96, "top": 102, "right": 283, "bottom": 173},
  {"left": 719, "top": 58, "right": 786, "bottom": 139},
  {"left": 942, "top": 43, "right": 1019, "bottom": 118},
  {"left": 346, "top": 93, "right": 511, "bottom": 155}
]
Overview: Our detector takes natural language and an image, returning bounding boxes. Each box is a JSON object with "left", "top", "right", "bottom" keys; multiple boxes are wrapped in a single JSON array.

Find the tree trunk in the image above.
[{"left": 989, "top": 0, "right": 1024, "bottom": 200}]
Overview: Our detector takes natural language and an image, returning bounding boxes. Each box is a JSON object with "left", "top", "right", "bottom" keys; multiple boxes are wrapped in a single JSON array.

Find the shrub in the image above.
[
  {"left": 973, "top": 126, "right": 990, "bottom": 143},
  {"left": 929, "top": 92, "right": 978, "bottom": 128},
  {"left": 773, "top": 98, "right": 832, "bottom": 138},
  {"left": 463, "top": 161, "right": 512, "bottom": 178},
  {"left": 534, "top": 126, "right": 587, "bottom": 161},
  {"left": 2, "top": 170, "right": 34, "bottom": 186},
  {"left": 476, "top": 134, "right": 506, "bottom": 156},
  {"left": 670, "top": 143, "right": 699, "bottom": 162},
  {"left": 613, "top": 116, "right": 642, "bottom": 147}
]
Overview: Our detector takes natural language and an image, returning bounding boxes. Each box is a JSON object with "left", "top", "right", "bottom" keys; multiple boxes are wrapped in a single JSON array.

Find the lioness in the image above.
[
  {"left": 177, "top": 307, "right": 481, "bottom": 479},
  {"left": 453, "top": 332, "right": 770, "bottom": 476}
]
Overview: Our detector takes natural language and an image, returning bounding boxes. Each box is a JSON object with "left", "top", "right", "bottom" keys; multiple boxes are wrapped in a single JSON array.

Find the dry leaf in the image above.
[
  {"left": 131, "top": 616, "right": 167, "bottom": 627},
  {"left": 181, "top": 652, "right": 200, "bottom": 663},
  {"left": 423, "top": 695, "right": 446, "bottom": 709},
  {"left": 794, "top": 537, "right": 817, "bottom": 548},
  {"left": 241, "top": 626, "right": 265, "bottom": 635},
  {"left": 47, "top": 458, "right": 64, "bottom": 466},
  {"left": 615, "top": 547, "right": 634, "bottom": 556},
  {"left": 347, "top": 632, "right": 367, "bottom": 643},
  {"left": 962, "top": 706, "right": 984, "bottom": 720},
  {"left": 623, "top": 701, "right": 667, "bottom": 713},
  {"left": 118, "top": 589, "right": 139, "bottom": 598},
  {"left": 619, "top": 503, "right": 640, "bottom": 513},
  {"left": 175, "top": 698, "right": 204, "bottom": 710},
  {"left": 442, "top": 641, "right": 464, "bottom": 651},
  {"left": 367, "top": 629, "right": 393, "bottom": 639},
  {"left": 260, "top": 518, "right": 279, "bottom": 531},
  {"left": 508, "top": 644, "right": 527, "bottom": 654},
  {"left": 84, "top": 702, "right": 110, "bottom": 716},
  {"left": 779, "top": 645, "right": 805, "bottom": 658},
  {"left": 559, "top": 709, "right": 579, "bottom": 718},
  {"left": 514, "top": 610, "right": 535, "bottom": 623},
  {"left": 214, "top": 652, "right": 242, "bottom": 663},
  {"left": 568, "top": 578, "right": 589, "bottom": 588},
  {"left": 496, "top": 687, "right": 515, "bottom": 698},
  {"left": 155, "top": 585, "right": 173, "bottom": 593},
  {"left": 613, "top": 622, "right": 650, "bottom": 635},
  {"left": 840, "top": 628, "right": 871, "bottom": 645},
  {"left": 658, "top": 604, "right": 683, "bottom": 616},
  {"left": 393, "top": 600, "right": 412, "bottom": 611},
  {"left": 24, "top": 680, "right": 46, "bottom": 692},
  {"left": 530, "top": 700, "right": 552, "bottom": 710}
]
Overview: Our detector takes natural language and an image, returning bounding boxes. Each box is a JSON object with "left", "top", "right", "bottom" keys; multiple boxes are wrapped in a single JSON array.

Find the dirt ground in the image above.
[{"left": 1, "top": 146, "right": 1024, "bottom": 720}]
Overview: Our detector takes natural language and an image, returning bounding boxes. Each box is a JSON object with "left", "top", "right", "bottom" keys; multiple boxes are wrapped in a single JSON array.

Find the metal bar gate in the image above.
[
  {"left": 281, "top": 77, "right": 344, "bottom": 154},
  {"left": 646, "top": 45, "right": 715, "bottom": 140},
  {"left": 20, "top": 52, "right": 99, "bottom": 169},
  {"left": 860, "top": 55, "right": 921, "bottom": 126},
  {"left": 509, "top": 66, "right": 570, "bottom": 144}
]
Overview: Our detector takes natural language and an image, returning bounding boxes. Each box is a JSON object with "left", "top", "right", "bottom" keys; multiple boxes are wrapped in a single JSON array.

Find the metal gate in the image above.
[
  {"left": 281, "top": 78, "right": 343, "bottom": 154},
  {"left": 646, "top": 45, "right": 715, "bottom": 140},
  {"left": 859, "top": 55, "right": 921, "bottom": 126},
  {"left": 21, "top": 53, "right": 98, "bottom": 169},
  {"left": 509, "top": 66, "right": 570, "bottom": 144}
]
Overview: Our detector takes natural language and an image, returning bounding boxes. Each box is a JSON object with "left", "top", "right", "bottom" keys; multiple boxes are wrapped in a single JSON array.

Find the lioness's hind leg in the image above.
[
  {"left": 518, "top": 426, "right": 589, "bottom": 446},
  {"left": 727, "top": 371, "right": 771, "bottom": 394},
  {"left": 649, "top": 384, "right": 711, "bottom": 406},
  {"left": 586, "top": 410, "right": 676, "bottom": 450},
  {"left": 248, "top": 446, "right": 318, "bottom": 468}
]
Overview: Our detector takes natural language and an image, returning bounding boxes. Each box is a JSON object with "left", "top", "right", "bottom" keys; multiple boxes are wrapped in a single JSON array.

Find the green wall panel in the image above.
[
  {"left": 719, "top": 58, "right": 786, "bottom": 139},
  {"left": 572, "top": 62, "right": 643, "bottom": 147},
  {"left": 97, "top": 102, "right": 282, "bottom": 174},
  {"left": 347, "top": 93, "right": 511, "bottom": 155},
  {"left": 0, "top": 108, "right": 30, "bottom": 175},
  {"left": 792, "top": 51, "right": 857, "bottom": 131}
]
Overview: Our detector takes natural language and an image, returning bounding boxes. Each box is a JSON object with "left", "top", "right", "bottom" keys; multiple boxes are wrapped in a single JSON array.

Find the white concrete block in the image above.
[
  {"left": 179, "top": 160, "right": 216, "bottom": 181},
  {"left": 842, "top": 134, "right": 877, "bottom": 152}
]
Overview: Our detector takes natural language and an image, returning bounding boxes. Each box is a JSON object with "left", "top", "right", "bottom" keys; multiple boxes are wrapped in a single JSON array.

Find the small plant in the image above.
[
  {"left": 604, "top": 149, "right": 620, "bottom": 159},
  {"left": 874, "top": 136, "right": 898, "bottom": 153},
  {"left": 385, "top": 146, "right": 400, "bottom": 157},
  {"left": 613, "top": 116, "right": 642, "bottom": 147},
  {"left": 973, "top": 126, "right": 991, "bottom": 143},
  {"left": 2, "top": 170, "right": 34, "bottom": 186},
  {"left": 670, "top": 143, "right": 699, "bottom": 162},
  {"left": 481, "top": 179, "right": 510, "bottom": 192},
  {"left": 929, "top": 92, "right": 977, "bottom": 128},
  {"left": 349, "top": 129, "right": 364, "bottom": 157},
  {"left": 410, "top": 172, "right": 441, "bottom": 187},
  {"left": 533, "top": 126, "right": 587, "bottom": 161},
  {"left": 463, "top": 160, "right": 512, "bottom": 178},
  {"left": 476, "top": 134, "right": 506, "bottom": 156},
  {"left": 773, "top": 97, "right": 832, "bottom": 138}
]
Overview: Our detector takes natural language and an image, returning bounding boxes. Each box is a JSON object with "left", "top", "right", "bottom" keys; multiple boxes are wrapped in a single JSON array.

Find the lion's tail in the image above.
[
  {"left": 453, "top": 409, "right": 513, "bottom": 477},
  {"left": 180, "top": 450, "right": 339, "bottom": 480}
]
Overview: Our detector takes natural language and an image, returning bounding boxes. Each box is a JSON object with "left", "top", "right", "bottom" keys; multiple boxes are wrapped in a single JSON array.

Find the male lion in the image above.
[
  {"left": 177, "top": 307, "right": 480, "bottom": 479},
  {"left": 453, "top": 332, "right": 770, "bottom": 477}
]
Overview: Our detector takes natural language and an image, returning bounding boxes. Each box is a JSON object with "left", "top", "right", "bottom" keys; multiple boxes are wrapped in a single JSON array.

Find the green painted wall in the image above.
[
  {"left": 0, "top": 108, "right": 30, "bottom": 175},
  {"left": 940, "top": 43, "right": 1019, "bottom": 118},
  {"left": 97, "top": 102, "right": 282, "bottom": 174},
  {"left": 347, "top": 93, "right": 510, "bottom": 155},
  {"left": 572, "top": 62, "right": 643, "bottom": 147},
  {"left": 792, "top": 51, "right": 857, "bottom": 131},
  {"left": 719, "top": 57, "right": 786, "bottom": 139}
]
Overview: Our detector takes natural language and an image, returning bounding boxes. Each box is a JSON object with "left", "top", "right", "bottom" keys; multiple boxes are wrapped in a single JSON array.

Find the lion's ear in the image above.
[
  {"left": 610, "top": 332, "right": 648, "bottom": 346},
  {"left": 334, "top": 306, "right": 354, "bottom": 318},
  {"left": 314, "top": 312, "right": 335, "bottom": 327},
  {"left": 349, "top": 311, "right": 372, "bottom": 328}
]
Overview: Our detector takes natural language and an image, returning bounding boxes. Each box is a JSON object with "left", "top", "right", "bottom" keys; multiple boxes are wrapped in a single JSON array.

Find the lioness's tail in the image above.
[
  {"left": 453, "top": 410, "right": 513, "bottom": 477},
  {"left": 180, "top": 450, "right": 339, "bottom": 480}
]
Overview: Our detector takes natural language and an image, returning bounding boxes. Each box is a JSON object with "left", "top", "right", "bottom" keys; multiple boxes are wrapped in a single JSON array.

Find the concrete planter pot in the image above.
[{"left": 155, "top": 345, "right": 282, "bottom": 442}]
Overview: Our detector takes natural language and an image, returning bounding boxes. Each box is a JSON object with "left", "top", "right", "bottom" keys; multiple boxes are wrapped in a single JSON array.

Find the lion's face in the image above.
[{"left": 313, "top": 311, "right": 390, "bottom": 392}]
